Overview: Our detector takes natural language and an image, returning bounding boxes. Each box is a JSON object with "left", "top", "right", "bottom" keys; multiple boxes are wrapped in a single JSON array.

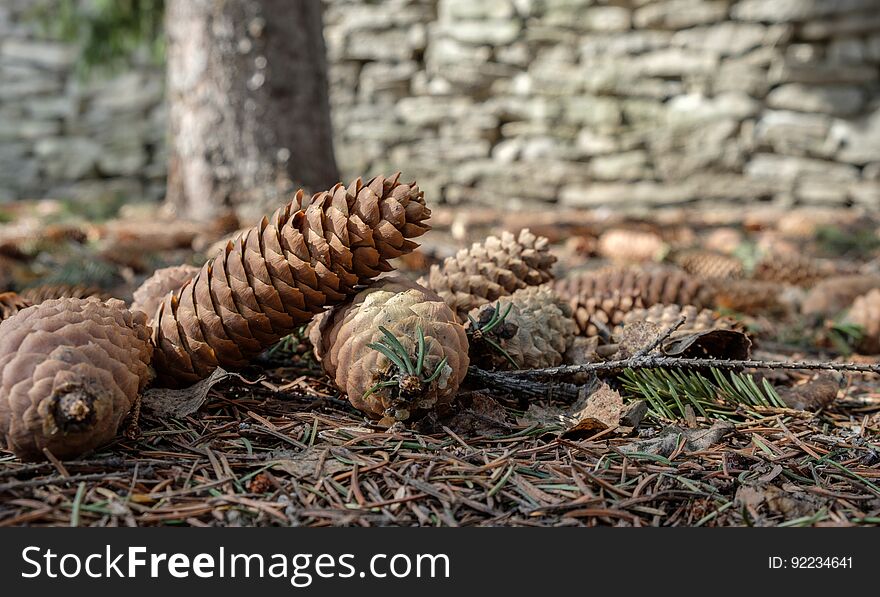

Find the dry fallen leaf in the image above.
[
  {"left": 518, "top": 382, "right": 625, "bottom": 438},
  {"left": 142, "top": 367, "right": 243, "bottom": 417}
]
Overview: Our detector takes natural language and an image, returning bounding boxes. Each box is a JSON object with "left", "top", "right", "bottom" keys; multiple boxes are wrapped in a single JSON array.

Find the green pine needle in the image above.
[{"left": 621, "top": 367, "right": 786, "bottom": 422}]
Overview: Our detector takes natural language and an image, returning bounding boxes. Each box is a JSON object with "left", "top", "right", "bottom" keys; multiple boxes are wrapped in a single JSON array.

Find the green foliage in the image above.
[
  {"left": 621, "top": 367, "right": 786, "bottom": 421},
  {"left": 815, "top": 225, "right": 880, "bottom": 258},
  {"left": 32, "top": 0, "right": 165, "bottom": 74},
  {"left": 731, "top": 241, "right": 761, "bottom": 275},
  {"left": 826, "top": 320, "right": 864, "bottom": 356}
]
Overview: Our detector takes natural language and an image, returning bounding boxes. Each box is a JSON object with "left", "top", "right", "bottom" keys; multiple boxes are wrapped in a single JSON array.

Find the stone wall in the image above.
[
  {"left": 2, "top": 0, "right": 880, "bottom": 208},
  {"left": 0, "top": 0, "right": 167, "bottom": 203}
]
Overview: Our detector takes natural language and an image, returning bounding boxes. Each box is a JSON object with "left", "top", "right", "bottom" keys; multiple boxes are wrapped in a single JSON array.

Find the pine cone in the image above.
[
  {"left": 0, "top": 298, "right": 153, "bottom": 460},
  {"left": 420, "top": 229, "right": 555, "bottom": 320},
  {"left": 18, "top": 284, "right": 109, "bottom": 304},
  {"left": 153, "top": 175, "right": 430, "bottom": 386},
  {"left": 0, "top": 292, "right": 31, "bottom": 322},
  {"left": 553, "top": 267, "right": 715, "bottom": 335},
  {"left": 845, "top": 289, "right": 880, "bottom": 354},
  {"left": 466, "top": 285, "right": 576, "bottom": 370},
  {"left": 802, "top": 275, "right": 880, "bottom": 317},
  {"left": 703, "top": 227, "right": 744, "bottom": 255},
  {"left": 752, "top": 253, "right": 834, "bottom": 287},
  {"left": 131, "top": 264, "right": 200, "bottom": 323},
  {"left": 309, "top": 277, "right": 467, "bottom": 425},
  {"left": 672, "top": 250, "right": 744, "bottom": 280},
  {"left": 614, "top": 304, "right": 737, "bottom": 337},
  {"left": 597, "top": 229, "right": 667, "bottom": 263},
  {"left": 710, "top": 279, "right": 785, "bottom": 315}
]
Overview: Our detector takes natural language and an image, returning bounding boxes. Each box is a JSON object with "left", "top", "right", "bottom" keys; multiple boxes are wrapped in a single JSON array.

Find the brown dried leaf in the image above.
[
  {"left": 662, "top": 329, "right": 751, "bottom": 360},
  {"left": 518, "top": 382, "right": 624, "bottom": 438},
  {"left": 142, "top": 367, "right": 238, "bottom": 417}
]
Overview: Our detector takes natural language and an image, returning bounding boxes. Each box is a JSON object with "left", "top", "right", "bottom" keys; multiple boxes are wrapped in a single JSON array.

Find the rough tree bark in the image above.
[{"left": 164, "top": 0, "right": 339, "bottom": 221}]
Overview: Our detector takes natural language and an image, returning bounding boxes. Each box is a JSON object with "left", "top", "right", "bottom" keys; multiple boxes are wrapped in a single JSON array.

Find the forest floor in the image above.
[{"left": 0, "top": 198, "right": 878, "bottom": 526}]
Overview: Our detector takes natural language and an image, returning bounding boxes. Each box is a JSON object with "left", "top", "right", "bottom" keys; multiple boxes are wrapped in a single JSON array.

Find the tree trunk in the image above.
[{"left": 164, "top": 0, "right": 338, "bottom": 221}]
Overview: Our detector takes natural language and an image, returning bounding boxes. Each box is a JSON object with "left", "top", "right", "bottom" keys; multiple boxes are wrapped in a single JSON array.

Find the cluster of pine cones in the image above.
[{"left": 3, "top": 175, "right": 880, "bottom": 462}]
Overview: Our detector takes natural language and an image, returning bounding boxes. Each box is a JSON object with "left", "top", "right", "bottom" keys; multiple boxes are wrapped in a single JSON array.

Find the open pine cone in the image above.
[
  {"left": 0, "top": 298, "right": 153, "bottom": 460},
  {"left": 420, "top": 229, "right": 555, "bottom": 320},
  {"left": 466, "top": 285, "right": 576, "bottom": 370},
  {"left": 553, "top": 266, "right": 714, "bottom": 336},
  {"left": 152, "top": 174, "right": 431, "bottom": 386},
  {"left": 614, "top": 304, "right": 738, "bottom": 337},
  {"left": 309, "top": 277, "right": 468, "bottom": 425},
  {"left": 752, "top": 252, "right": 836, "bottom": 287},
  {"left": 131, "top": 264, "right": 200, "bottom": 324}
]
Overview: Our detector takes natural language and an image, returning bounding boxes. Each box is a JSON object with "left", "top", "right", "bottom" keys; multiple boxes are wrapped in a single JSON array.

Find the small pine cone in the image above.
[
  {"left": 710, "top": 279, "right": 784, "bottom": 315},
  {"left": 130, "top": 264, "right": 200, "bottom": 323},
  {"left": 597, "top": 229, "right": 667, "bottom": 263},
  {"left": 309, "top": 277, "right": 468, "bottom": 425},
  {"left": 0, "top": 298, "right": 153, "bottom": 460},
  {"left": 18, "top": 284, "right": 110, "bottom": 304},
  {"left": 152, "top": 175, "right": 430, "bottom": 386},
  {"left": 466, "top": 285, "right": 577, "bottom": 370},
  {"left": 0, "top": 292, "right": 31, "bottom": 322},
  {"left": 846, "top": 289, "right": 880, "bottom": 354},
  {"left": 614, "top": 304, "right": 738, "bottom": 337},
  {"left": 554, "top": 267, "right": 715, "bottom": 336},
  {"left": 672, "top": 250, "right": 744, "bottom": 280},
  {"left": 752, "top": 253, "right": 834, "bottom": 287},
  {"left": 420, "top": 229, "right": 555, "bottom": 320},
  {"left": 703, "top": 227, "right": 744, "bottom": 255}
]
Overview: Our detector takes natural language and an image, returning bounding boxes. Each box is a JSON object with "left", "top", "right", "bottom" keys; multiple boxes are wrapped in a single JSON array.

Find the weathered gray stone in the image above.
[
  {"left": 0, "top": 39, "right": 75, "bottom": 69},
  {"left": 755, "top": 110, "right": 831, "bottom": 156},
  {"left": 34, "top": 137, "right": 101, "bottom": 179},
  {"left": 666, "top": 92, "right": 761, "bottom": 126},
  {"left": 745, "top": 153, "right": 859, "bottom": 182},
  {"left": 849, "top": 181, "right": 880, "bottom": 206},
  {"left": 544, "top": 6, "right": 631, "bottom": 32},
  {"left": 560, "top": 181, "right": 694, "bottom": 207},
  {"left": 589, "top": 150, "right": 651, "bottom": 181},
  {"left": 633, "top": 49, "right": 719, "bottom": 77},
  {"left": 439, "top": 0, "right": 514, "bottom": 20},
  {"left": 580, "top": 31, "right": 672, "bottom": 58},
  {"left": 800, "top": 12, "right": 880, "bottom": 40},
  {"left": 347, "top": 30, "right": 415, "bottom": 61},
  {"left": 440, "top": 20, "right": 521, "bottom": 45},
  {"left": 771, "top": 60, "right": 878, "bottom": 84},
  {"left": 766, "top": 84, "right": 866, "bottom": 116},
  {"left": 672, "top": 23, "right": 790, "bottom": 56},
  {"left": 634, "top": 0, "right": 729, "bottom": 29},
  {"left": 831, "top": 109, "right": 880, "bottom": 164},
  {"left": 732, "top": 0, "right": 879, "bottom": 22},
  {"left": 562, "top": 96, "right": 622, "bottom": 128}
]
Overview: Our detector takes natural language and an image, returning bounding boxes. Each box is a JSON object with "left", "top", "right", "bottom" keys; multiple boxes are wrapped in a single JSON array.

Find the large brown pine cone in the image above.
[
  {"left": 0, "top": 298, "right": 153, "bottom": 460},
  {"left": 845, "top": 289, "right": 880, "bottom": 354},
  {"left": 130, "top": 264, "right": 200, "bottom": 324},
  {"left": 0, "top": 292, "right": 31, "bottom": 322},
  {"left": 420, "top": 229, "right": 555, "bottom": 320},
  {"left": 672, "top": 250, "right": 744, "bottom": 280},
  {"left": 309, "top": 277, "right": 468, "bottom": 425},
  {"left": 553, "top": 267, "right": 715, "bottom": 335},
  {"left": 153, "top": 174, "right": 431, "bottom": 386},
  {"left": 614, "top": 304, "right": 738, "bottom": 337},
  {"left": 467, "top": 285, "right": 576, "bottom": 370}
]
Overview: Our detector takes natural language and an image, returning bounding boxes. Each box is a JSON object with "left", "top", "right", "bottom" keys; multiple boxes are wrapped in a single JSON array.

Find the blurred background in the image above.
[{"left": 0, "top": 0, "right": 878, "bottom": 220}]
